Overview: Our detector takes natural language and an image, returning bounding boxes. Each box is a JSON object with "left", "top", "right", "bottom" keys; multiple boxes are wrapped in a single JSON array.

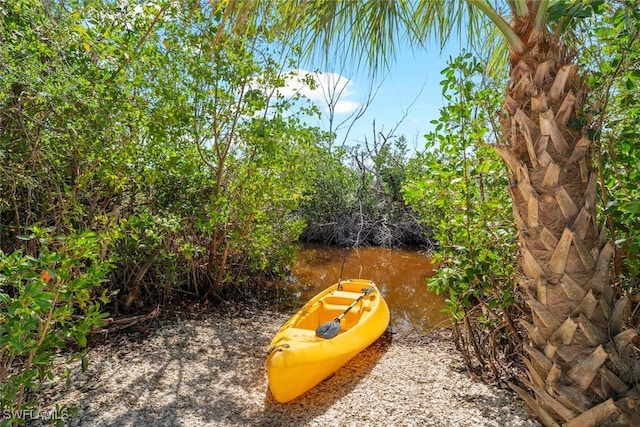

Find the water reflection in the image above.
[{"left": 289, "top": 244, "right": 451, "bottom": 333}]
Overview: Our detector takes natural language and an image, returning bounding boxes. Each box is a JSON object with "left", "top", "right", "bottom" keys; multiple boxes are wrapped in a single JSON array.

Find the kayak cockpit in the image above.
[{"left": 292, "top": 289, "right": 371, "bottom": 333}]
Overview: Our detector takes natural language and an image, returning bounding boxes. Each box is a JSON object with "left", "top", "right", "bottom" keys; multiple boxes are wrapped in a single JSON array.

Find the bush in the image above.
[
  {"left": 298, "top": 133, "right": 434, "bottom": 248},
  {"left": 581, "top": 4, "right": 640, "bottom": 292},
  {"left": 0, "top": 0, "right": 324, "bottom": 311},
  {"left": 0, "top": 228, "right": 112, "bottom": 422}
]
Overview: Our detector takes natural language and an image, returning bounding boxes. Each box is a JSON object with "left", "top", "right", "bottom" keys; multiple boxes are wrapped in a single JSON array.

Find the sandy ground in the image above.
[{"left": 37, "top": 306, "right": 541, "bottom": 426}]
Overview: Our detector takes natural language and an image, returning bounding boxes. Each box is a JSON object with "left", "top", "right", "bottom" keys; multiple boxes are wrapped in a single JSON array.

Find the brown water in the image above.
[{"left": 289, "top": 244, "right": 451, "bottom": 332}]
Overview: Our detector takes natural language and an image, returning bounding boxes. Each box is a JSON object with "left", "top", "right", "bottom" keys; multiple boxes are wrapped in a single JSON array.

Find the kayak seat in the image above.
[
  {"left": 322, "top": 295, "right": 362, "bottom": 307},
  {"left": 320, "top": 302, "right": 352, "bottom": 314},
  {"left": 319, "top": 300, "right": 362, "bottom": 331},
  {"left": 320, "top": 301, "right": 362, "bottom": 315},
  {"left": 331, "top": 290, "right": 364, "bottom": 300},
  {"left": 324, "top": 292, "right": 374, "bottom": 313},
  {"left": 338, "top": 279, "right": 374, "bottom": 294}
]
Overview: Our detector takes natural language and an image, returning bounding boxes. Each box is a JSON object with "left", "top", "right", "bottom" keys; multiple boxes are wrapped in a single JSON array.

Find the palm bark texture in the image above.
[{"left": 499, "top": 15, "right": 640, "bottom": 427}]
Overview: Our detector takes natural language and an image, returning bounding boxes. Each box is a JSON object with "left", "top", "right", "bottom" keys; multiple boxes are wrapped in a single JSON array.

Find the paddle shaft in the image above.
[{"left": 337, "top": 248, "right": 348, "bottom": 290}]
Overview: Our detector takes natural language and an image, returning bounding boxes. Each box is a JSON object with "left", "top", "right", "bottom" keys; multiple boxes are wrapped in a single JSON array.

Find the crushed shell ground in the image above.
[{"left": 38, "top": 306, "right": 541, "bottom": 426}]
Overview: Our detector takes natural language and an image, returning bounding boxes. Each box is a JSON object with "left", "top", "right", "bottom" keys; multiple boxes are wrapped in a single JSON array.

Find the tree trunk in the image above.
[{"left": 498, "top": 25, "right": 640, "bottom": 426}]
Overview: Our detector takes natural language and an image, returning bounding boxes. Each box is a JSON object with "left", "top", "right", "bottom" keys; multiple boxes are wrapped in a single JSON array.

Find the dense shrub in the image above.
[
  {"left": 0, "top": 228, "right": 112, "bottom": 423},
  {"left": 0, "top": 0, "right": 323, "bottom": 416},
  {"left": 581, "top": 3, "right": 640, "bottom": 291},
  {"left": 403, "top": 53, "right": 523, "bottom": 378},
  {"left": 299, "top": 134, "right": 434, "bottom": 248}
]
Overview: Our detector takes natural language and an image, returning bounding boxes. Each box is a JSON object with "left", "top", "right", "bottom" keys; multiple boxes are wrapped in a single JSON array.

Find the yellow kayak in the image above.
[{"left": 266, "top": 278, "right": 390, "bottom": 403}]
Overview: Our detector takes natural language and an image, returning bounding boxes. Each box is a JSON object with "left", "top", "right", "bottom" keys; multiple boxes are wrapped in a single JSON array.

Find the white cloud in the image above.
[
  {"left": 333, "top": 100, "right": 360, "bottom": 114},
  {"left": 279, "top": 69, "right": 361, "bottom": 115}
]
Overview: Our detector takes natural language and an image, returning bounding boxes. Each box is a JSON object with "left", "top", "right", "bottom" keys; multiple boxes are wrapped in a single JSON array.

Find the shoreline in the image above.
[{"left": 37, "top": 306, "right": 540, "bottom": 426}]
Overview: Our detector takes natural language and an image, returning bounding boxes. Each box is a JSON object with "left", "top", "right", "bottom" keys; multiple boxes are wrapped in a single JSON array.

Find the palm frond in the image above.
[
  {"left": 218, "top": 0, "right": 522, "bottom": 76},
  {"left": 466, "top": 0, "right": 525, "bottom": 54},
  {"left": 276, "top": 0, "right": 416, "bottom": 75},
  {"left": 534, "top": 0, "right": 551, "bottom": 31},
  {"left": 275, "top": 0, "right": 504, "bottom": 77},
  {"left": 412, "top": 0, "right": 481, "bottom": 49},
  {"left": 482, "top": 24, "right": 511, "bottom": 79}
]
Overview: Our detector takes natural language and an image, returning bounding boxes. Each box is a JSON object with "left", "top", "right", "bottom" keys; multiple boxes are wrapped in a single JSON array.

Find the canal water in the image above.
[{"left": 288, "top": 244, "right": 451, "bottom": 333}]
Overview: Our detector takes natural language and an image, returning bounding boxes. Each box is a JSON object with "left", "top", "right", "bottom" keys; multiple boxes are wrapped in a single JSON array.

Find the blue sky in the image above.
[{"left": 280, "top": 38, "right": 466, "bottom": 151}]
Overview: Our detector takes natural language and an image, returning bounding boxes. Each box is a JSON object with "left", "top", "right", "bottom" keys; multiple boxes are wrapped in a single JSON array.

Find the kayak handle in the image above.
[{"left": 266, "top": 343, "right": 290, "bottom": 356}]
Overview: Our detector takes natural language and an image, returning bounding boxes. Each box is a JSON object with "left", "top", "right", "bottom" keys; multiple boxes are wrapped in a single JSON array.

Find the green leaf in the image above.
[
  {"left": 620, "top": 201, "right": 640, "bottom": 214},
  {"left": 75, "top": 332, "right": 87, "bottom": 348}
]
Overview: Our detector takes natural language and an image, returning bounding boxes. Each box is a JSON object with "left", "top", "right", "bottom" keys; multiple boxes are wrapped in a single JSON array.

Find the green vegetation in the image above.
[
  {"left": 400, "top": 5, "right": 640, "bottom": 382},
  {"left": 583, "top": 4, "right": 640, "bottom": 288},
  {"left": 0, "top": 0, "right": 325, "bottom": 418},
  {"left": 299, "top": 132, "right": 432, "bottom": 247},
  {"left": 0, "top": 228, "right": 111, "bottom": 415},
  {"left": 403, "top": 53, "right": 522, "bottom": 378},
  {"left": 0, "top": 1, "right": 423, "bottom": 417},
  {"left": 400, "top": 2, "right": 640, "bottom": 393}
]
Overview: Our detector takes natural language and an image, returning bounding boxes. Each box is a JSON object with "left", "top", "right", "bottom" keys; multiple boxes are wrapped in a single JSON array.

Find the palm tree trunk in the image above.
[{"left": 498, "top": 26, "right": 640, "bottom": 426}]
